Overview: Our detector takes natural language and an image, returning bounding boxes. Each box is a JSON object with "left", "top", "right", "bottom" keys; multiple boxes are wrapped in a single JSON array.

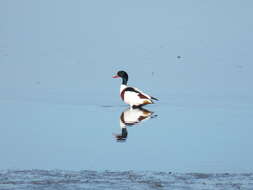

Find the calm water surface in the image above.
[{"left": 0, "top": 91, "right": 252, "bottom": 173}]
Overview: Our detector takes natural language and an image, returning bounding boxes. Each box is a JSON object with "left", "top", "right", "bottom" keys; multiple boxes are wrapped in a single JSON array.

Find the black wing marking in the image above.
[
  {"left": 124, "top": 87, "right": 149, "bottom": 99},
  {"left": 151, "top": 96, "right": 159, "bottom": 101}
]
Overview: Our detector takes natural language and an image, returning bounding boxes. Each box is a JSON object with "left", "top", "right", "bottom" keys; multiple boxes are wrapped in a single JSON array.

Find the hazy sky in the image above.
[{"left": 1, "top": 0, "right": 253, "bottom": 96}]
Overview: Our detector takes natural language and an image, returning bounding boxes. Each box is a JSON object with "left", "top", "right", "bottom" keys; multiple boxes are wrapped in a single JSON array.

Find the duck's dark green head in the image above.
[{"left": 113, "top": 71, "right": 128, "bottom": 85}]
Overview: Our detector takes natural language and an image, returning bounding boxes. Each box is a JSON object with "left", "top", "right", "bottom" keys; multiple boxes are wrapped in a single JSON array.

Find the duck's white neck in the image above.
[{"left": 120, "top": 84, "right": 127, "bottom": 93}]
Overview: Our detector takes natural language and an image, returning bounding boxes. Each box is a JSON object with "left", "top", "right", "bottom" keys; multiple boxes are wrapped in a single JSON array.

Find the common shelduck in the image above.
[
  {"left": 113, "top": 71, "right": 158, "bottom": 108},
  {"left": 113, "top": 107, "right": 155, "bottom": 141}
]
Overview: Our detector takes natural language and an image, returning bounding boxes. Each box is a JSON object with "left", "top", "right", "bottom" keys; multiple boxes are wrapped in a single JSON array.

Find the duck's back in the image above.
[{"left": 120, "top": 85, "right": 153, "bottom": 106}]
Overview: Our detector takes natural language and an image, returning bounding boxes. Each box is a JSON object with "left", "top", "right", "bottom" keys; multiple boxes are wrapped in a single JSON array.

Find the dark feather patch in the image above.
[
  {"left": 124, "top": 87, "right": 139, "bottom": 93},
  {"left": 138, "top": 116, "right": 148, "bottom": 121},
  {"left": 123, "top": 87, "right": 149, "bottom": 99},
  {"left": 138, "top": 93, "right": 149, "bottom": 99},
  {"left": 120, "top": 90, "right": 125, "bottom": 100}
]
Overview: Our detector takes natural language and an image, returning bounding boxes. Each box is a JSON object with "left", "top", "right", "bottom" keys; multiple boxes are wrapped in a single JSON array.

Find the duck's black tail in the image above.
[{"left": 151, "top": 96, "right": 159, "bottom": 101}]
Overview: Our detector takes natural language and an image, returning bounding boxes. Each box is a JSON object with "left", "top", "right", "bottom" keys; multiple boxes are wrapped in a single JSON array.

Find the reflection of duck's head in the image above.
[
  {"left": 113, "top": 127, "right": 128, "bottom": 142},
  {"left": 113, "top": 107, "right": 156, "bottom": 142}
]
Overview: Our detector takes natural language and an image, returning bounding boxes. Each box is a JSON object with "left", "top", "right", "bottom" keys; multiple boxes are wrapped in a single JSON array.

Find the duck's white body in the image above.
[{"left": 120, "top": 84, "right": 154, "bottom": 108}]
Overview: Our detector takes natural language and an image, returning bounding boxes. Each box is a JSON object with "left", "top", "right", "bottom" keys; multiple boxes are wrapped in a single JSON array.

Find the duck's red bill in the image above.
[{"left": 112, "top": 75, "right": 120, "bottom": 78}]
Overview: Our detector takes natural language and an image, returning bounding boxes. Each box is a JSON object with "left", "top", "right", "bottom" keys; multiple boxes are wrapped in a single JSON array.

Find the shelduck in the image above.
[{"left": 113, "top": 71, "right": 158, "bottom": 108}]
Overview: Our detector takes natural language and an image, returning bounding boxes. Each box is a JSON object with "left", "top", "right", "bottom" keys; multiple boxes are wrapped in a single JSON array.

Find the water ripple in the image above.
[{"left": 0, "top": 170, "right": 252, "bottom": 190}]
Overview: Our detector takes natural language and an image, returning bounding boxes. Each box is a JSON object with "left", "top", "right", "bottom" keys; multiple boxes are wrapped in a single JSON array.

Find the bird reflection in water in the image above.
[{"left": 113, "top": 107, "right": 157, "bottom": 142}]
